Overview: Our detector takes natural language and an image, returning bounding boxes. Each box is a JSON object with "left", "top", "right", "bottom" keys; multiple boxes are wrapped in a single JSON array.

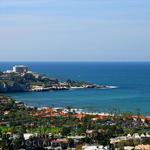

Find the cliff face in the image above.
[
  {"left": 0, "top": 72, "right": 59, "bottom": 93},
  {"left": 0, "top": 82, "right": 7, "bottom": 92},
  {"left": 7, "top": 82, "right": 26, "bottom": 92},
  {"left": 0, "top": 81, "right": 26, "bottom": 92}
]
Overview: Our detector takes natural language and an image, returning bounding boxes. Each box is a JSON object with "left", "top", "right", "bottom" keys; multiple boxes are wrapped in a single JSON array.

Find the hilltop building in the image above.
[
  {"left": 4, "top": 65, "right": 29, "bottom": 74},
  {"left": 13, "top": 65, "right": 28, "bottom": 74}
]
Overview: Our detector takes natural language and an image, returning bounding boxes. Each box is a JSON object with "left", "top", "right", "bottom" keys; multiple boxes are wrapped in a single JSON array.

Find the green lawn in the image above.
[{"left": 28, "top": 127, "right": 62, "bottom": 134}]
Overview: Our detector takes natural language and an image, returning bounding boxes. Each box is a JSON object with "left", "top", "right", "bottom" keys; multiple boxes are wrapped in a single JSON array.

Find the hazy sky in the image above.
[{"left": 0, "top": 0, "right": 150, "bottom": 61}]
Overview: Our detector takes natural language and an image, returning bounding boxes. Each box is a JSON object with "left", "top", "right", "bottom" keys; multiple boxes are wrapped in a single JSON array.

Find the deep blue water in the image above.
[{"left": 1, "top": 62, "right": 150, "bottom": 114}]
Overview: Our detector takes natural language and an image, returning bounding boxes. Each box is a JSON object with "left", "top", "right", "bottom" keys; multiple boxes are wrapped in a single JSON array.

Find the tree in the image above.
[
  {"left": 61, "top": 127, "right": 71, "bottom": 136},
  {"left": 68, "top": 138, "right": 75, "bottom": 148}
]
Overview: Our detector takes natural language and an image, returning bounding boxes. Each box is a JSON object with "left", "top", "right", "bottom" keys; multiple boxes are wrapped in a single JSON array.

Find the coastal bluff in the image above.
[{"left": 0, "top": 65, "right": 116, "bottom": 93}]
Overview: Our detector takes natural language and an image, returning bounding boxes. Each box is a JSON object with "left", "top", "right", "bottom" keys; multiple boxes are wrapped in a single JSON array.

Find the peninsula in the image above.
[{"left": 0, "top": 65, "right": 116, "bottom": 93}]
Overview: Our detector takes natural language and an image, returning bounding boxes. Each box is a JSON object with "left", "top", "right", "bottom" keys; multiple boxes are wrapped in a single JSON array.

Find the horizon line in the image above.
[{"left": 0, "top": 60, "right": 150, "bottom": 63}]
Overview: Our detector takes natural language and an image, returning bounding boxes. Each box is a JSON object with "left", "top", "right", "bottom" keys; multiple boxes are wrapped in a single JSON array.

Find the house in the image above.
[
  {"left": 135, "top": 144, "right": 150, "bottom": 150},
  {"left": 82, "top": 145, "right": 109, "bottom": 150},
  {"left": 23, "top": 133, "right": 34, "bottom": 140}
]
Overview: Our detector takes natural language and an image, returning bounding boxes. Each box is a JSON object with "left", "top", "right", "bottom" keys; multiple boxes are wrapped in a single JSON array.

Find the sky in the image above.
[{"left": 0, "top": 0, "right": 150, "bottom": 61}]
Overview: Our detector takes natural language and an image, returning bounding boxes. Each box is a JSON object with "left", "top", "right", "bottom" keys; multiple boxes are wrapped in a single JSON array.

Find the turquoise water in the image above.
[{"left": 1, "top": 62, "right": 150, "bottom": 114}]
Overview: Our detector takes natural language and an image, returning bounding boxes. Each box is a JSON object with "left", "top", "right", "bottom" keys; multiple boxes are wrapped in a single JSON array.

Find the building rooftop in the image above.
[{"left": 13, "top": 65, "right": 27, "bottom": 67}]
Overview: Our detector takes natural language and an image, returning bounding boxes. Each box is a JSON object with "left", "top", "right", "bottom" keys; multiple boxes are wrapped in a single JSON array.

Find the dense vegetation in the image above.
[{"left": 0, "top": 95, "right": 150, "bottom": 149}]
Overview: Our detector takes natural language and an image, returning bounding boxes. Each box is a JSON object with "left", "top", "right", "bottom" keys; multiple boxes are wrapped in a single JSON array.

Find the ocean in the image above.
[{"left": 1, "top": 62, "right": 150, "bottom": 114}]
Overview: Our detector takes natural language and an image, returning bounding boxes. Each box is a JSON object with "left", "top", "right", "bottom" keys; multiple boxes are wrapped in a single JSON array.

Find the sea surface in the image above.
[{"left": 1, "top": 62, "right": 150, "bottom": 114}]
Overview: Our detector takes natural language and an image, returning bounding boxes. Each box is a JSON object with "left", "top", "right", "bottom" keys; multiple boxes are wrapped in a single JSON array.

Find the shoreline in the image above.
[
  {"left": 29, "top": 85, "right": 118, "bottom": 92},
  {"left": 0, "top": 64, "right": 118, "bottom": 93},
  {"left": 33, "top": 105, "right": 150, "bottom": 121}
]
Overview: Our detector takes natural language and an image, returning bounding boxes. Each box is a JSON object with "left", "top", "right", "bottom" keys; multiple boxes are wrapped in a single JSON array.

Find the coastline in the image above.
[
  {"left": 1, "top": 94, "right": 150, "bottom": 150},
  {"left": 1, "top": 62, "right": 150, "bottom": 114},
  {"left": 30, "top": 85, "right": 118, "bottom": 92},
  {"left": 0, "top": 64, "right": 118, "bottom": 93}
]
